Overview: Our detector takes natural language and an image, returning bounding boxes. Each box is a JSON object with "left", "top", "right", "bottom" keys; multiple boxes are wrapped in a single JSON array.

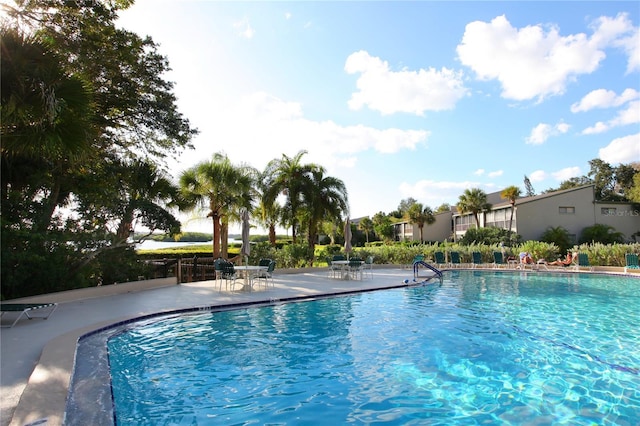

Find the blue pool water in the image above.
[{"left": 107, "top": 271, "right": 640, "bottom": 425}]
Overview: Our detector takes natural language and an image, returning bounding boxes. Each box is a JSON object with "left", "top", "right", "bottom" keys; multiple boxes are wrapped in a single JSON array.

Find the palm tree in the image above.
[
  {"left": 457, "top": 188, "right": 492, "bottom": 229},
  {"left": 358, "top": 217, "right": 374, "bottom": 243},
  {"left": 500, "top": 185, "right": 521, "bottom": 245},
  {"left": 1, "top": 27, "right": 95, "bottom": 231},
  {"left": 407, "top": 203, "right": 435, "bottom": 242},
  {"left": 263, "top": 150, "right": 317, "bottom": 244},
  {"left": 112, "top": 159, "right": 181, "bottom": 242},
  {"left": 302, "top": 168, "right": 348, "bottom": 261},
  {"left": 179, "top": 153, "right": 255, "bottom": 258}
]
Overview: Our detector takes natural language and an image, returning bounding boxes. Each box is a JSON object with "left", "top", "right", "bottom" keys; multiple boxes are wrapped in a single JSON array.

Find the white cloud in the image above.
[
  {"left": 599, "top": 133, "right": 640, "bottom": 164},
  {"left": 344, "top": 50, "right": 468, "bottom": 115},
  {"left": 529, "top": 170, "right": 547, "bottom": 182},
  {"left": 284, "top": 12, "right": 291, "bottom": 20},
  {"left": 526, "top": 122, "right": 569, "bottom": 145},
  {"left": 571, "top": 88, "right": 640, "bottom": 112},
  {"left": 609, "top": 100, "right": 640, "bottom": 127},
  {"left": 177, "top": 91, "right": 431, "bottom": 174},
  {"left": 592, "top": 13, "right": 639, "bottom": 73},
  {"left": 582, "top": 121, "right": 609, "bottom": 135},
  {"left": 233, "top": 17, "right": 254, "bottom": 39},
  {"left": 398, "top": 180, "right": 484, "bottom": 206},
  {"left": 552, "top": 167, "right": 582, "bottom": 181},
  {"left": 474, "top": 169, "right": 485, "bottom": 176},
  {"left": 581, "top": 100, "right": 640, "bottom": 134},
  {"left": 457, "top": 14, "right": 637, "bottom": 101},
  {"left": 488, "top": 170, "right": 503, "bottom": 178}
]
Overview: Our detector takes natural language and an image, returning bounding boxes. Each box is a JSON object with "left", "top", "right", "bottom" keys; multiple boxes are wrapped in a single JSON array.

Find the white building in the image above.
[{"left": 393, "top": 185, "right": 640, "bottom": 243}]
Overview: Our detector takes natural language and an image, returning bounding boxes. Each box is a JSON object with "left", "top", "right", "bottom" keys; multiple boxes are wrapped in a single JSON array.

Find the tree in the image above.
[
  {"left": 614, "top": 163, "right": 639, "bottom": 201},
  {"left": 179, "top": 154, "right": 255, "bottom": 258},
  {"left": 392, "top": 198, "right": 418, "bottom": 218},
  {"left": 263, "top": 150, "right": 317, "bottom": 244},
  {"left": 457, "top": 188, "right": 492, "bottom": 229},
  {"left": 540, "top": 226, "right": 572, "bottom": 255},
  {"left": 301, "top": 168, "right": 348, "bottom": 262},
  {"left": 406, "top": 203, "right": 435, "bottom": 242},
  {"left": 555, "top": 176, "right": 593, "bottom": 192},
  {"left": 434, "top": 203, "right": 451, "bottom": 214},
  {"left": 628, "top": 172, "right": 640, "bottom": 203},
  {"left": 372, "top": 212, "right": 394, "bottom": 242},
  {"left": 1, "top": 3, "right": 197, "bottom": 297},
  {"left": 500, "top": 185, "right": 521, "bottom": 245},
  {"left": 358, "top": 217, "right": 375, "bottom": 243},
  {"left": 588, "top": 159, "right": 619, "bottom": 201},
  {"left": 255, "top": 170, "right": 283, "bottom": 246},
  {"left": 524, "top": 175, "right": 535, "bottom": 197}
]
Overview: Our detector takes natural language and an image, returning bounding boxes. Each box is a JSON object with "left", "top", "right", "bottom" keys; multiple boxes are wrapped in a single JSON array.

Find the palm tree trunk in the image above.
[
  {"left": 508, "top": 204, "right": 515, "bottom": 245},
  {"left": 269, "top": 224, "right": 276, "bottom": 246}
]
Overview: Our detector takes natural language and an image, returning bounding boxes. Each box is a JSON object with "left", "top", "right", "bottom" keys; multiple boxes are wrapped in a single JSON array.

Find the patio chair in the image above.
[
  {"left": 625, "top": 253, "right": 639, "bottom": 273},
  {"left": 348, "top": 258, "right": 364, "bottom": 280},
  {"left": 219, "top": 261, "right": 239, "bottom": 290},
  {"left": 329, "top": 255, "right": 346, "bottom": 279},
  {"left": 213, "top": 257, "right": 226, "bottom": 281},
  {"left": 472, "top": 251, "right": 483, "bottom": 268},
  {"left": 1, "top": 303, "right": 58, "bottom": 328},
  {"left": 434, "top": 251, "right": 447, "bottom": 268},
  {"left": 256, "top": 260, "right": 276, "bottom": 289},
  {"left": 449, "top": 251, "right": 462, "bottom": 268},
  {"left": 363, "top": 256, "right": 374, "bottom": 279}
]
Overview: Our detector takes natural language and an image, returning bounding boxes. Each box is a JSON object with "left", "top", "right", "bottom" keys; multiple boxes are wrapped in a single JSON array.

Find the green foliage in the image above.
[
  {"left": 459, "top": 227, "right": 519, "bottom": 246},
  {"left": 540, "top": 226, "right": 572, "bottom": 255},
  {"left": 457, "top": 188, "right": 491, "bottom": 228},
  {"left": 579, "top": 224, "right": 624, "bottom": 245}
]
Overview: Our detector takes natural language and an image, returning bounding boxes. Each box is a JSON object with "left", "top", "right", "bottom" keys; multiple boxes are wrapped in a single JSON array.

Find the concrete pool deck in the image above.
[
  {"left": 2, "top": 265, "right": 636, "bottom": 426},
  {"left": 1, "top": 266, "right": 418, "bottom": 426}
]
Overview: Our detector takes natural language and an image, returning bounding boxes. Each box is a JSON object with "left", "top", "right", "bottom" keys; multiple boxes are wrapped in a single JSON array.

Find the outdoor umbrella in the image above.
[
  {"left": 240, "top": 208, "right": 250, "bottom": 265},
  {"left": 344, "top": 217, "right": 353, "bottom": 260}
]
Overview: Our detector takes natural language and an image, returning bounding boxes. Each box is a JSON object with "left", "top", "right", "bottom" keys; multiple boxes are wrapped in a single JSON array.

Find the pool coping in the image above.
[{"left": 6, "top": 267, "right": 638, "bottom": 426}]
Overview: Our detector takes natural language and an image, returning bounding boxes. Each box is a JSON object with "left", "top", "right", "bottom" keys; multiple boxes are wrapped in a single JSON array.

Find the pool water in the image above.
[{"left": 108, "top": 271, "right": 640, "bottom": 425}]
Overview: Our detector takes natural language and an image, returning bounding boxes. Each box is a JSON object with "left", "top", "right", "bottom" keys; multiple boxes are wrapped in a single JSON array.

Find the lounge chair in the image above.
[
  {"left": 449, "top": 251, "right": 462, "bottom": 268},
  {"left": 492, "top": 251, "right": 507, "bottom": 268},
  {"left": 575, "top": 253, "right": 593, "bottom": 272},
  {"left": 471, "top": 251, "right": 483, "bottom": 268},
  {"left": 1, "top": 303, "right": 58, "bottom": 328},
  {"left": 434, "top": 251, "right": 447, "bottom": 268},
  {"left": 407, "top": 254, "right": 425, "bottom": 269},
  {"left": 625, "top": 253, "right": 639, "bottom": 274}
]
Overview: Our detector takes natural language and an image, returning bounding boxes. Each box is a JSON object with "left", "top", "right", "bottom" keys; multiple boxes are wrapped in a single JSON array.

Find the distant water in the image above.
[{"left": 136, "top": 239, "right": 238, "bottom": 250}]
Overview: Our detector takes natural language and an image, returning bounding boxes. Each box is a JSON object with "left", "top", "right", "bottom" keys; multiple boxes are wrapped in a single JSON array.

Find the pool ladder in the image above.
[{"left": 413, "top": 260, "right": 443, "bottom": 284}]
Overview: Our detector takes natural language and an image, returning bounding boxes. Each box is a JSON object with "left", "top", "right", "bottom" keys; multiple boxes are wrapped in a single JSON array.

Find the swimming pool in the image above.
[{"left": 68, "top": 271, "right": 640, "bottom": 424}]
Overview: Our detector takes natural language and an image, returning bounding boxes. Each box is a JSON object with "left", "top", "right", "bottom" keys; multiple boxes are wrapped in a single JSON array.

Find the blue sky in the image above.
[{"left": 117, "top": 1, "right": 639, "bottom": 233}]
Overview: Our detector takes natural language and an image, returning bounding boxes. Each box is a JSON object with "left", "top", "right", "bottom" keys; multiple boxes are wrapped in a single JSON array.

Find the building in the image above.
[{"left": 393, "top": 185, "right": 640, "bottom": 243}]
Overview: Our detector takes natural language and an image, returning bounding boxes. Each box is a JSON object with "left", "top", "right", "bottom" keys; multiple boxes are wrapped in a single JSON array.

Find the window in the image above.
[
  {"left": 601, "top": 207, "right": 616, "bottom": 216},
  {"left": 559, "top": 206, "right": 575, "bottom": 215}
]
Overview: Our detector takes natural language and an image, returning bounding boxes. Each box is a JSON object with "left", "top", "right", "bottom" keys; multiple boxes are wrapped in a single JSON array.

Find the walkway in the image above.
[{"left": 1, "top": 267, "right": 413, "bottom": 426}]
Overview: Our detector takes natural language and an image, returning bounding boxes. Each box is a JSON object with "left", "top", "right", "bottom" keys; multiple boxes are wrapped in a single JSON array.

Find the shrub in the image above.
[
  {"left": 540, "top": 226, "right": 572, "bottom": 255},
  {"left": 459, "top": 227, "right": 520, "bottom": 246},
  {"left": 579, "top": 224, "right": 624, "bottom": 245}
]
